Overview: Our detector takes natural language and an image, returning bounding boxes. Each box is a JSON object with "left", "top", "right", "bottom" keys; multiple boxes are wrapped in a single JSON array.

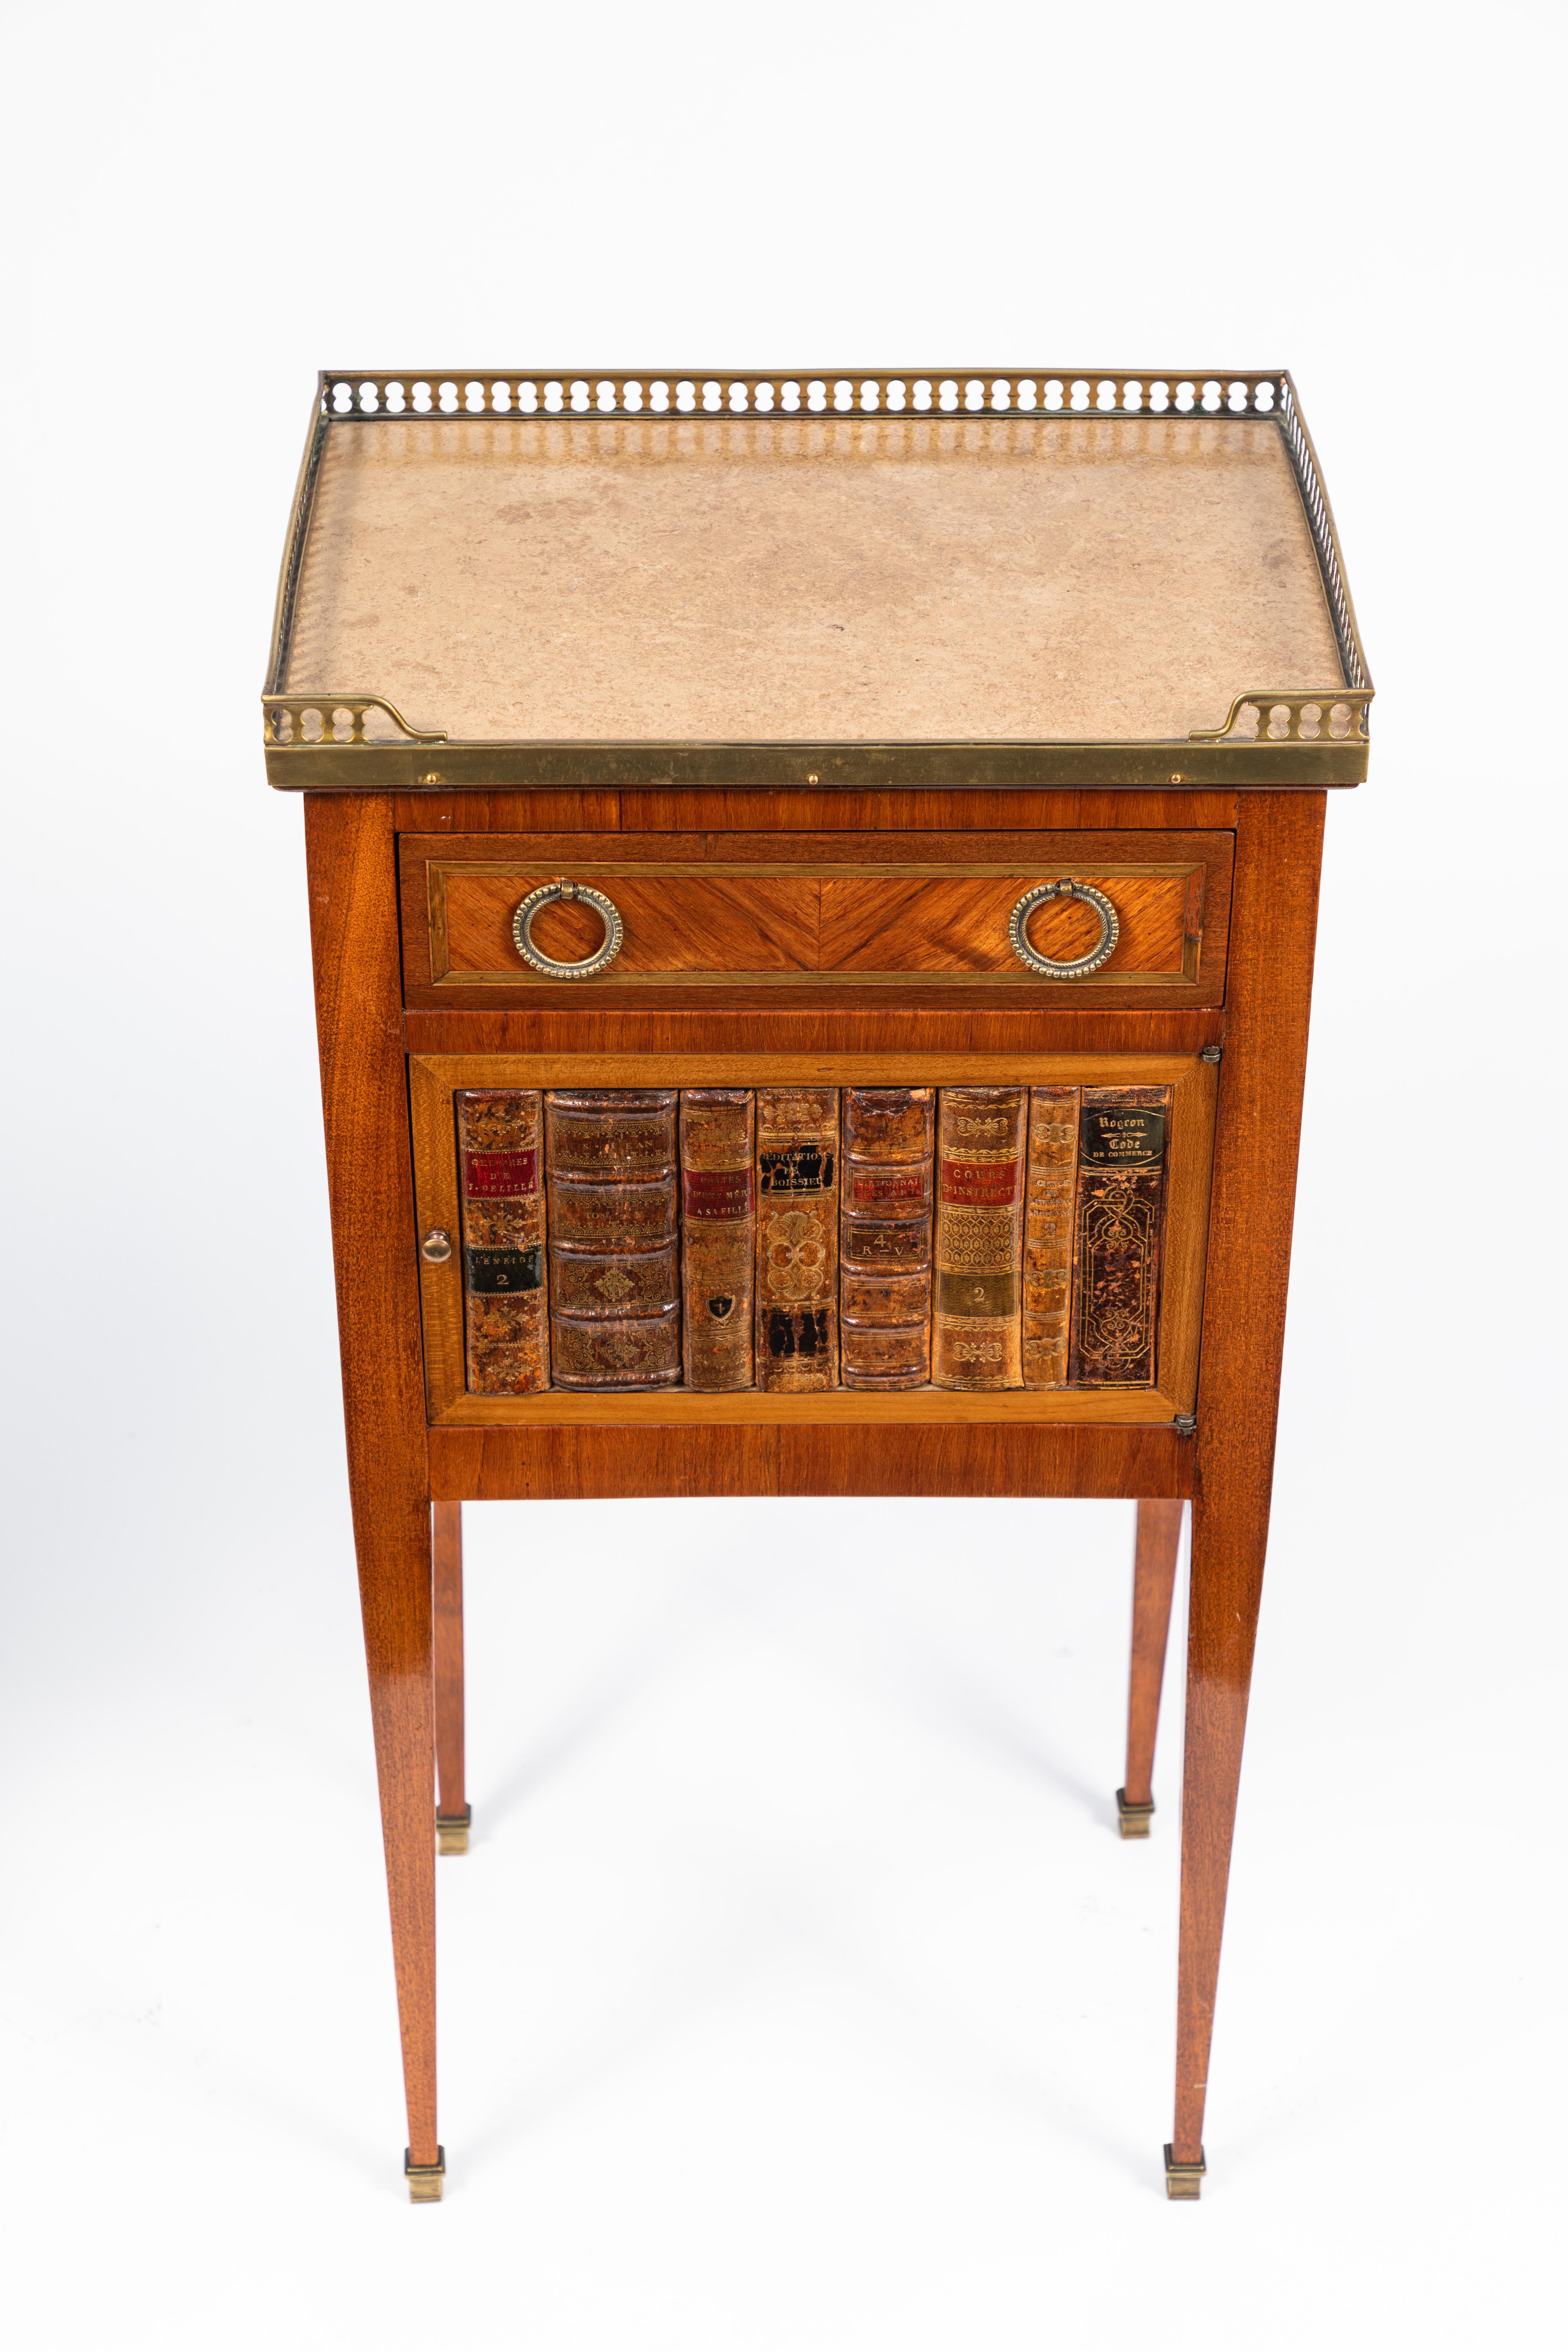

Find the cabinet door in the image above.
[{"left": 408, "top": 1050, "right": 1217, "bottom": 1431}]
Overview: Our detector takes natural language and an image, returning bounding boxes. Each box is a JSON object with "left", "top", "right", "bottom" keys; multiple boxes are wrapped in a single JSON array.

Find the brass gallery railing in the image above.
[{"left": 263, "top": 367, "right": 1372, "bottom": 768}]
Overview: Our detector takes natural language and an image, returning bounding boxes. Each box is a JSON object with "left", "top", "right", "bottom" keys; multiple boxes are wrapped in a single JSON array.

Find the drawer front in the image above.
[{"left": 399, "top": 831, "right": 1233, "bottom": 1009}]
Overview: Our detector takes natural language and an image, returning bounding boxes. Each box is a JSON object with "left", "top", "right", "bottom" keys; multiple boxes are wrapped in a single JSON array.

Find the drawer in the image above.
[{"left": 399, "top": 831, "right": 1233, "bottom": 1010}]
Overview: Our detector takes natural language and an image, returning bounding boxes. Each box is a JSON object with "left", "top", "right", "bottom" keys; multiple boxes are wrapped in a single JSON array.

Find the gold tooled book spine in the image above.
[
  {"left": 544, "top": 1089, "right": 681, "bottom": 1390},
  {"left": 456, "top": 1090, "right": 549, "bottom": 1395},
  {"left": 1067, "top": 1085, "right": 1172, "bottom": 1389},
  {"left": 755, "top": 1087, "right": 840, "bottom": 1392},
  {"left": 839, "top": 1087, "right": 934, "bottom": 1391},
  {"left": 680, "top": 1089, "right": 755, "bottom": 1391},
  {"left": 1021, "top": 1086, "right": 1079, "bottom": 1390},
  {"left": 931, "top": 1085, "right": 1026, "bottom": 1391}
]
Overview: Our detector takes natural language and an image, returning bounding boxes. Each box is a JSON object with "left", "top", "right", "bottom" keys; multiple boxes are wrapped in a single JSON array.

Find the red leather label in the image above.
[
  {"left": 940, "top": 1159, "right": 1019, "bottom": 1206},
  {"left": 464, "top": 1148, "right": 538, "bottom": 1197},
  {"left": 683, "top": 1168, "right": 752, "bottom": 1218}
]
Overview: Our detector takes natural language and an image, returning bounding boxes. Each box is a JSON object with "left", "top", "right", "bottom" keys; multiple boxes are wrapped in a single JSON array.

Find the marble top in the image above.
[{"left": 282, "top": 411, "right": 1345, "bottom": 743}]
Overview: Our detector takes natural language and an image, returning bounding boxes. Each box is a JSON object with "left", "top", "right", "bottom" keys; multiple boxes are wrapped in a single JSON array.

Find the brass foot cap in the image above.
[
  {"left": 1164, "top": 2144, "right": 1206, "bottom": 2200},
  {"left": 437, "top": 1806, "right": 471, "bottom": 1856},
  {"left": 1117, "top": 1788, "right": 1155, "bottom": 1839},
  {"left": 405, "top": 2147, "right": 446, "bottom": 2203}
]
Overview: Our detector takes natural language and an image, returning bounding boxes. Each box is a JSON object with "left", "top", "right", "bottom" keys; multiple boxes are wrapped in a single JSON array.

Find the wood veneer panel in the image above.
[
  {"left": 403, "top": 1008, "right": 1225, "bottom": 1057},
  {"left": 818, "top": 869, "right": 1188, "bottom": 974},
  {"left": 431, "top": 1388, "right": 1192, "bottom": 1429},
  {"left": 449, "top": 872, "right": 821, "bottom": 975},
  {"left": 303, "top": 791, "right": 438, "bottom": 2170},
  {"left": 426, "top": 1422, "right": 1189, "bottom": 1502},
  {"left": 428, "top": 1425, "right": 781, "bottom": 1500},
  {"left": 1175, "top": 788, "right": 1326, "bottom": 2168},
  {"left": 410, "top": 980, "right": 1220, "bottom": 1016},
  {"left": 395, "top": 790, "right": 625, "bottom": 834},
  {"left": 399, "top": 828, "right": 1232, "bottom": 1010},
  {"left": 396, "top": 789, "right": 1238, "bottom": 834},
  {"left": 779, "top": 1423, "right": 1188, "bottom": 1498}
]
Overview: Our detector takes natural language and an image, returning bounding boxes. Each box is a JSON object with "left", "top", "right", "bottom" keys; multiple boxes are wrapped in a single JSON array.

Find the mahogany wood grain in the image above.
[
  {"left": 408, "top": 979, "right": 1216, "bottom": 1017},
  {"left": 1175, "top": 790, "right": 1326, "bottom": 2170},
  {"left": 402, "top": 1007, "right": 1226, "bottom": 1059},
  {"left": 395, "top": 789, "right": 1239, "bottom": 835},
  {"left": 427, "top": 1422, "right": 1192, "bottom": 1502},
  {"left": 451, "top": 872, "right": 821, "bottom": 975},
  {"left": 433, "top": 1503, "right": 465, "bottom": 1826},
  {"left": 777, "top": 1423, "right": 1188, "bottom": 1499},
  {"left": 820, "top": 870, "right": 1190, "bottom": 974},
  {"left": 304, "top": 792, "right": 439, "bottom": 2172},
  {"left": 1125, "top": 1500, "right": 1185, "bottom": 1809}
]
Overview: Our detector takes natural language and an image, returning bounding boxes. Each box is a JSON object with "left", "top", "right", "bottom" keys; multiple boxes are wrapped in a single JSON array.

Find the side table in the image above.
[{"left": 267, "top": 364, "right": 1368, "bottom": 2200}]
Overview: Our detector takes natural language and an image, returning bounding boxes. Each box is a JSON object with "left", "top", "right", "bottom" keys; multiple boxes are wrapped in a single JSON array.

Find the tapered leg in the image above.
[
  {"left": 1167, "top": 789, "right": 1328, "bottom": 2199},
  {"left": 1170, "top": 1469, "right": 1267, "bottom": 2193},
  {"left": 1118, "top": 1499, "right": 1184, "bottom": 1835},
  {"left": 433, "top": 1503, "right": 470, "bottom": 1853},
  {"left": 356, "top": 1490, "right": 441, "bottom": 2189},
  {"left": 307, "top": 793, "right": 442, "bottom": 2198}
]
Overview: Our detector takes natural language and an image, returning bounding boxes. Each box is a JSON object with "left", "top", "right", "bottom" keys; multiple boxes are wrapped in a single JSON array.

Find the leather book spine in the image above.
[
  {"left": 839, "top": 1087, "right": 934, "bottom": 1390},
  {"left": 680, "top": 1089, "right": 755, "bottom": 1391},
  {"left": 456, "top": 1090, "right": 549, "bottom": 1395},
  {"left": 931, "top": 1085, "right": 1026, "bottom": 1391},
  {"left": 1021, "top": 1086, "right": 1079, "bottom": 1390},
  {"left": 544, "top": 1089, "right": 681, "bottom": 1390},
  {"left": 1067, "top": 1085, "right": 1173, "bottom": 1389},
  {"left": 755, "top": 1087, "right": 840, "bottom": 1391}
]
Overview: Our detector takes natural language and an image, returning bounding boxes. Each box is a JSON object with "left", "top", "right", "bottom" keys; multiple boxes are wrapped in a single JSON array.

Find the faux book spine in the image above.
[
  {"left": 680, "top": 1089, "right": 755, "bottom": 1391},
  {"left": 839, "top": 1087, "right": 934, "bottom": 1390},
  {"left": 544, "top": 1089, "right": 681, "bottom": 1390},
  {"left": 1021, "top": 1087, "right": 1078, "bottom": 1390},
  {"left": 1068, "top": 1085, "right": 1172, "bottom": 1388},
  {"left": 755, "top": 1087, "right": 840, "bottom": 1392},
  {"left": 932, "top": 1086, "right": 1026, "bottom": 1391},
  {"left": 456, "top": 1090, "right": 549, "bottom": 1395}
]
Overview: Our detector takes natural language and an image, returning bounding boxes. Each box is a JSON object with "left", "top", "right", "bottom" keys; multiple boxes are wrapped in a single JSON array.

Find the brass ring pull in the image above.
[
  {"left": 511, "top": 880, "right": 625, "bottom": 979},
  {"left": 1008, "top": 878, "right": 1120, "bottom": 980}
]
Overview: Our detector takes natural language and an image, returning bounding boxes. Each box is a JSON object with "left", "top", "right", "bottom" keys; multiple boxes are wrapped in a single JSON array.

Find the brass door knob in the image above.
[
  {"left": 420, "top": 1228, "right": 453, "bottom": 1264},
  {"left": 1008, "top": 878, "right": 1120, "bottom": 980},
  {"left": 511, "top": 879, "right": 624, "bottom": 979}
]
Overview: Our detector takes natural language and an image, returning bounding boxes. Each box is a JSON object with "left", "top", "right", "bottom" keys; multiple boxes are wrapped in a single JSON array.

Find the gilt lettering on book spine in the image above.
[
  {"left": 457, "top": 1090, "right": 549, "bottom": 1395},
  {"left": 755, "top": 1087, "right": 840, "bottom": 1392},
  {"left": 1022, "top": 1086, "right": 1079, "bottom": 1390},
  {"left": 1067, "top": 1086, "right": 1171, "bottom": 1389},
  {"left": 932, "top": 1086, "right": 1026, "bottom": 1391}
]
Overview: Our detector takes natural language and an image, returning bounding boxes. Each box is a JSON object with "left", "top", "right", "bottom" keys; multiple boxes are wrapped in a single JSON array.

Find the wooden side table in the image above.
[{"left": 267, "top": 366, "right": 1370, "bottom": 2202}]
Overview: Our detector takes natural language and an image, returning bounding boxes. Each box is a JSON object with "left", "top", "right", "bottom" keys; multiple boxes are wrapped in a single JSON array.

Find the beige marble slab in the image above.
[{"left": 283, "top": 412, "right": 1345, "bottom": 742}]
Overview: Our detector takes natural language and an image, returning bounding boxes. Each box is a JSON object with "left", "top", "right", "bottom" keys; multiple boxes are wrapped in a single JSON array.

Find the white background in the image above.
[{"left": 4, "top": 3, "right": 1563, "bottom": 2345}]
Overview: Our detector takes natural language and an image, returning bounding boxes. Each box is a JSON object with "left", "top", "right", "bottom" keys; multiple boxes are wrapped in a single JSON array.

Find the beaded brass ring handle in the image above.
[
  {"left": 511, "top": 880, "right": 625, "bottom": 979},
  {"left": 1008, "top": 878, "right": 1120, "bottom": 980}
]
